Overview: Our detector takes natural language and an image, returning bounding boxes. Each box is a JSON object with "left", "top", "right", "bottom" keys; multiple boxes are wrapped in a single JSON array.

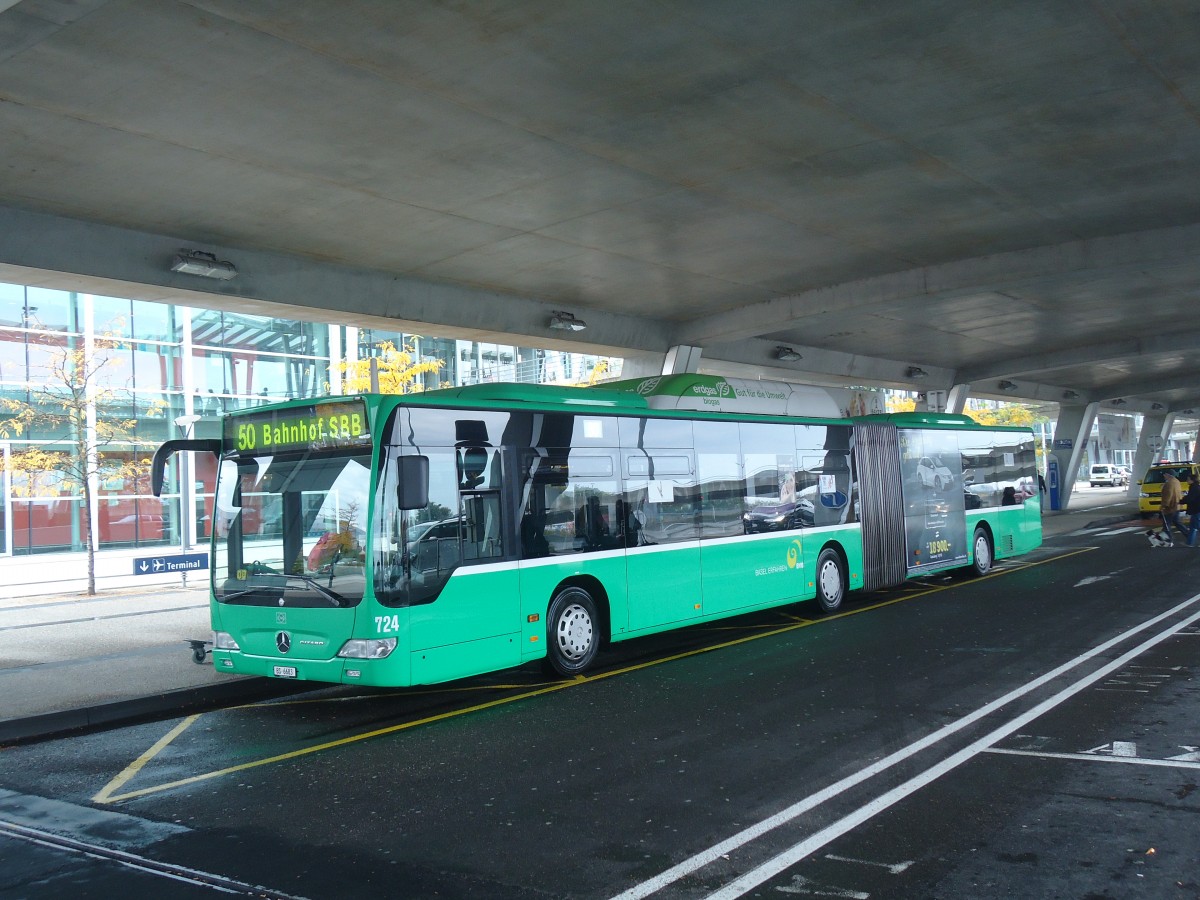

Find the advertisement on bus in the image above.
[{"left": 899, "top": 428, "right": 968, "bottom": 572}]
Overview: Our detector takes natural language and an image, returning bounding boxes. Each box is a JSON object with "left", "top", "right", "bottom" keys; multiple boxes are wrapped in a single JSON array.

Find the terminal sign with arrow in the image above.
[{"left": 133, "top": 553, "right": 208, "bottom": 575}]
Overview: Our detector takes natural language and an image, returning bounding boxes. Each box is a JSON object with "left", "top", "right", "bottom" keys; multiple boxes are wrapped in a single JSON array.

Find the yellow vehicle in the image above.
[{"left": 1138, "top": 462, "right": 1200, "bottom": 516}]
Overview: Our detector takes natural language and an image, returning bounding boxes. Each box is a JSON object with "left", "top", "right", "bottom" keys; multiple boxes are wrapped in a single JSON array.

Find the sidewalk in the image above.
[
  {"left": 0, "top": 585, "right": 310, "bottom": 744},
  {"left": 0, "top": 499, "right": 1140, "bottom": 745}
]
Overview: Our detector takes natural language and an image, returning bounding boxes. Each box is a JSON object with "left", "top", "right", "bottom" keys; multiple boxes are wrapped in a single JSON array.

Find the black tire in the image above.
[
  {"left": 544, "top": 586, "right": 600, "bottom": 677},
  {"left": 814, "top": 548, "right": 846, "bottom": 614},
  {"left": 970, "top": 527, "right": 993, "bottom": 576}
]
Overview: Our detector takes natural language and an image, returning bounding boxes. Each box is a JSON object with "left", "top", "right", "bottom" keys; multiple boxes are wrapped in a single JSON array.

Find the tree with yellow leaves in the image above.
[
  {"left": 965, "top": 402, "right": 1044, "bottom": 428},
  {"left": 576, "top": 359, "right": 611, "bottom": 387},
  {"left": 1, "top": 327, "right": 161, "bottom": 594},
  {"left": 336, "top": 339, "right": 446, "bottom": 394}
]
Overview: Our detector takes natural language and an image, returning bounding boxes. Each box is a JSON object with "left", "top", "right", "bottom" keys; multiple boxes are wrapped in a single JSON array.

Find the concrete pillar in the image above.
[
  {"left": 1049, "top": 402, "right": 1099, "bottom": 510},
  {"left": 917, "top": 390, "right": 946, "bottom": 412},
  {"left": 1129, "top": 413, "right": 1174, "bottom": 499},
  {"left": 662, "top": 345, "right": 702, "bottom": 375},
  {"left": 945, "top": 383, "right": 970, "bottom": 415},
  {"left": 616, "top": 352, "right": 667, "bottom": 380}
]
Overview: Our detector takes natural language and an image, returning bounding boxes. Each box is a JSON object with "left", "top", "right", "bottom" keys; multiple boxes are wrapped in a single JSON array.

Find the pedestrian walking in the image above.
[
  {"left": 1184, "top": 473, "right": 1200, "bottom": 548},
  {"left": 1158, "top": 472, "right": 1189, "bottom": 545}
]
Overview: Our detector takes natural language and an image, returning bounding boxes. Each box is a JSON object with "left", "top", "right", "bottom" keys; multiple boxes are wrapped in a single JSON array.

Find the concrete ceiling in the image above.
[{"left": 2, "top": 0, "right": 1200, "bottom": 413}]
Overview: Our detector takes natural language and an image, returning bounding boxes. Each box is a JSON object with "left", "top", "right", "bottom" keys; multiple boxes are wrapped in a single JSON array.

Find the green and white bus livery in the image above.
[{"left": 152, "top": 376, "right": 1042, "bottom": 687}]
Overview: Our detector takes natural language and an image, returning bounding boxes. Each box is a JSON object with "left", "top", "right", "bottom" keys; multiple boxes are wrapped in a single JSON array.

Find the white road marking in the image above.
[
  {"left": 703, "top": 602, "right": 1200, "bottom": 900},
  {"left": 775, "top": 875, "right": 869, "bottom": 898},
  {"left": 609, "top": 593, "right": 1200, "bottom": 900},
  {"left": 1084, "top": 740, "right": 1138, "bottom": 757},
  {"left": 1165, "top": 746, "right": 1200, "bottom": 762},
  {"left": 823, "top": 854, "right": 913, "bottom": 874},
  {"left": 984, "top": 747, "right": 1200, "bottom": 770}
]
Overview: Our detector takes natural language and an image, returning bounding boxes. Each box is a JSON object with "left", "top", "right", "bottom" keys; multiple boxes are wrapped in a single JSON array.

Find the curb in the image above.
[{"left": 0, "top": 677, "right": 314, "bottom": 746}]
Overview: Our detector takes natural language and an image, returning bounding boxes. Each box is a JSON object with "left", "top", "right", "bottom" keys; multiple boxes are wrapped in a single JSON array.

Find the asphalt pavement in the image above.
[{"left": 0, "top": 491, "right": 1142, "bottom": 745}]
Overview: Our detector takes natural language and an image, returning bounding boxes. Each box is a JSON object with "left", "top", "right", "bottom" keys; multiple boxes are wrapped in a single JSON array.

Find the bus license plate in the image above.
[{"left": 273, "top": 665, "right": 297, "bottom": 678}]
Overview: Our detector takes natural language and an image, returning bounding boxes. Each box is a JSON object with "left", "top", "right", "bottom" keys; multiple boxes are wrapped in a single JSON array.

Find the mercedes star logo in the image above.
[{"left": 276, "top": 631, "right": 292, "bottom": 654}]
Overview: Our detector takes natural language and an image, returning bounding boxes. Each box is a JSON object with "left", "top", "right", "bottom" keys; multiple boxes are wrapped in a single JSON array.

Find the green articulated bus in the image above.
[{"left": 152, "top": 374, "right": 1042, "bottom": 687}]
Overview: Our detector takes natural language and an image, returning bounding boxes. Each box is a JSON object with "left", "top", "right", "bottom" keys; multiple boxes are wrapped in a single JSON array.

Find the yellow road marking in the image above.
[
  {"left": 92, "top": 714, "right": 199, "bottom": 803},
  {"left": 225, "top": 680, "right": 562, "bottom": 709},
  {"left": 97, "top": 547, "right": 1093, "bottom": 804}
]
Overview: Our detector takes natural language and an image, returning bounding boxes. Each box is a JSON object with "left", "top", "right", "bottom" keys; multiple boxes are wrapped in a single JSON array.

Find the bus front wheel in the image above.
[
  {"left": 544, "top": 586, "right": 599, "bottom": 677},
  {"left": 971, "top": 527, "right": 993, "bottom": 576},
  {"left": 815, "top": 548, "right": 845, "bottom": 614}
]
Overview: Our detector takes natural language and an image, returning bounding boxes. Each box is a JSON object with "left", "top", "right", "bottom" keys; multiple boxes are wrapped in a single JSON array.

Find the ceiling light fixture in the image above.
[
  {"left": 1151, "top": 402, "right": 1164, "bottom": 410},
  {"left": 905, "top": 366, "right": 928, "bottom": 379},
  {"left": 170, "top": 248, "right": 238, "bottom": 280},
  {"left": 1183, "top": 409, "right": 1195, "bottom": 415},
  {"left": 548, "top": 310, "right": 587, "bottom": 332},
  {"left": 1061, "top": 389, "right": 1079, "bottom": 400},
  {"left": 1110, "top": 398, "right": 1127, "bottom": 406},
  {"left": 774, "top": 346, "right": 803, "bottom": 362},
  {"left": 998, "top": 380, "right": 1018, "bottom": 392}
]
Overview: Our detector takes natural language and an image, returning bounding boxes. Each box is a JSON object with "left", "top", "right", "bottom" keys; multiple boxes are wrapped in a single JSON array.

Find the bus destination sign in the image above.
[{"left": 227, "top": 399, "right": 371, "bottom": 453}]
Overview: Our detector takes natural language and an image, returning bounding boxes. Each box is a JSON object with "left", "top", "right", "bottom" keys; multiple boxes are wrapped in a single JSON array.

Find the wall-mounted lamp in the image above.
[
  {"left": 1151, "top": 402, "right": 1164, "bottom": 411},
  {"left": 1110, "top": 398, "right": 1127, "bottom": 406},
  {"left": 998, "top": 380, "right": 1018, "bottom": 392},
  {"left": 1061, "top": 389, "right": 1079, "bottom": 400},
  {"left": 171, "top": 249, "right": 238, "bottom": 280},
  {"left": 905, "top": 366, "right": 928, "bottom": 379},
  {"left": 774, "top": 346, "right": 803, "bottom": 362},
  {"left": 548, "top": 310, "right": 587, "bottom": 332}
]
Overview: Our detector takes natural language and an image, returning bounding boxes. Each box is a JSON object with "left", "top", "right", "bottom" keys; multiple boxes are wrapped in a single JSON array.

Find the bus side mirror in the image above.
[
  {"left": 397, "top": 455, "right": 430, "bottom": 510},
  {"left": 151, "top": 439, "right": 222, "bottom": 496}
]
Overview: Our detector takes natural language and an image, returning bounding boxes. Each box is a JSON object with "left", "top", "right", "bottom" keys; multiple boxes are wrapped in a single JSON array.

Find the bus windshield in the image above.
[{"left": 212, "top": 449, "right": 372, "bottom": 607}]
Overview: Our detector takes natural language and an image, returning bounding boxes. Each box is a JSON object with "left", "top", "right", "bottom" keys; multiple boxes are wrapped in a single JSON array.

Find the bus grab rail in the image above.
[{"left": 151, "top": 439, "right": 223, "bottom": 497}]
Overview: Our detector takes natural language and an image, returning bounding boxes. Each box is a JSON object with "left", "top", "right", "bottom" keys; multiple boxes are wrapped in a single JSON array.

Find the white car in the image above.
[
  {"left": 1089, "top": 464, "right": 1127, "bottom": 487},
  {"left": 916, "top": 456, "right": 953, "bottom": 491}
]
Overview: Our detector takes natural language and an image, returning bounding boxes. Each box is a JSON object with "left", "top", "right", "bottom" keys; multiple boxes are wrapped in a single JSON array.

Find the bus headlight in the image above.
[
  {"left": 213, "top": 631, "right": 240, "bottom": 651},
  {"left": 337, "top": 637, "right": 398, "bottom": 659}
]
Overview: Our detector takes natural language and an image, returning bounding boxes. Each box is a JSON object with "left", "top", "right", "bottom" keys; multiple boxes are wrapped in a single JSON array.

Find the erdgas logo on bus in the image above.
[
  {"left": 634, "top": 377, "right": 661, "bottom": 395},
  {"left": 787, "top": 539, "right": 802, "bottom": 569}
]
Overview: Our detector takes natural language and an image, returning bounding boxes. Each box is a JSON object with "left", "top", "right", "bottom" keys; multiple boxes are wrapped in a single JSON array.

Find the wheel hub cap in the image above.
[{"left": 557, "top": 604, "right": 592, "bottom": 659}]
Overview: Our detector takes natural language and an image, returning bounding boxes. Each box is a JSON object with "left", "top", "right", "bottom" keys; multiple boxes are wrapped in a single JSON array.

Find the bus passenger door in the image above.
[
  {"left": 461, "top": 491, "right": 504, "bottom": 564},
  {"left": 406, "top": 443, "right": 520, "bottom": 683}
]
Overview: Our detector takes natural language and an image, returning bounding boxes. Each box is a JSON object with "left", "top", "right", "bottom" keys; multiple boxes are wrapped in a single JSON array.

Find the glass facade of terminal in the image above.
[{"left": 0, "top": 283, "right": 618, "bottom": 558}]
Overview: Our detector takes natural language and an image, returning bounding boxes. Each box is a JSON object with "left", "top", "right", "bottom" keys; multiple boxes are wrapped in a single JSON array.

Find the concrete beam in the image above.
[
  {"left": 958, "top": 329, "right": 1200, "bottom": 382},
  {"left": 0, "top": 205, "right": 674, "bottom": 358},
  {"left": 674, "top": 223, "right": 1200, "bottom": 346},
  {"left": 1091, "top": 373, "right": 1200, "bottom": 402},
  {"left": 700, "top": 338, "right": 957, "bottom": 392}
]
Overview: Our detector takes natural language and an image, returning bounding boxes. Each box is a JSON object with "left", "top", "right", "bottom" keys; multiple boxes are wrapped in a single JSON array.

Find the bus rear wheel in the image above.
[
  {"left": 970, "top": 527, "right": 993, "bottom": 576},
  {"left": 814, "top": 548, "right": 845, "bottom": 614},
  {"left": 544, "top": 586, "right": 599, "bottom": 677}
]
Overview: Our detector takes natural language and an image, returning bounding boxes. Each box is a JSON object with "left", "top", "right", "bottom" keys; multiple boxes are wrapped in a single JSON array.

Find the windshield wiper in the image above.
[
  {"left": 220, "top": 586, "right": 277, "bottom": 603},
  {"left": 281, "top": 574, "right": 347, "bottom": 607}
]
